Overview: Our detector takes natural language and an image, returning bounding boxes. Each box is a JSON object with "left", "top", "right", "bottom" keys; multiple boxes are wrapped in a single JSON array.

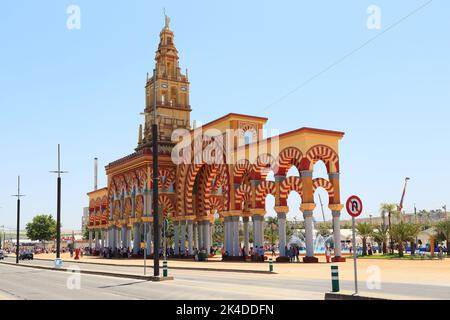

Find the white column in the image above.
[
  {"left": 253, "top": 216, "right": 261, "bottom": 248},
  {"left": 232, "top": 216, "right": 240, "bottom": 256},
  {"left": 133, "top": 223, "right": 140, "bottom": 255},
  {"left": 88, "top": 230, "right": 93, "bottom": 249},
  {"left": 95, "top": 230, "right": 99, "bottom": 249},
  {"left": 194, "top": 222, "right": 199, "bottom": 250},
  {"left": 203, "top": 221, "right": 211, "bottom": 252},
  {"left": 198, "top": 221, "right": 204, "bottom": 249},
  {"left": 224, "top": 217, "right": 229, "bottom": 253},
  {"left": 243, "top": 217, "right": 249, "bottom": 256},
  {"left": 332, "top": 210, "right": 342, "bottom": 258},
  {"left": 187, "top": 220, "right": 193, "bottom": 255},
  {"left": 174, "top": 221, "right": 180, "bottom": 255},
  {"left": 128, "top": 228, "right": 132, "bottom": 250},
  {"left": 105, "top": 228, "right": 109, "bottom": 248},
  {"left": 121, "top": 225, "right": 127, "bottom": 249},
  {"left": 277, "top": 212, "right": 287, "bottom": 256},
  {"left": 113, "top": 226, "right": 118, "bottom": 253},
  {"left": 303, "top": 211, "right": 315, "bottom": 258},
  {"left": 180, "top": 220, "right": 186, "bottom": 255},
  {"left": 102, "top": 230, "right": 106, "bottom": 248},
  {"left": 146, "top": 223, "right": 152, "bottom": 255}
]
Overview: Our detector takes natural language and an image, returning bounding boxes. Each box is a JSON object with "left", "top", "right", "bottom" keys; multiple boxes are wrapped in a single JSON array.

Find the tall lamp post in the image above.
[
  {"left": 50, "top": 144, "right": 68, "bottom": 260},
  {"left": 12, "top": 176, "right": 25, "bottom": 264}
]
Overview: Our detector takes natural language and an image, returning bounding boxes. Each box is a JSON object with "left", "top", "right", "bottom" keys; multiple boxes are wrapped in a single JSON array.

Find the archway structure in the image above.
[{"left": 86, "top": 17, "right": 346, "bottom": 263}]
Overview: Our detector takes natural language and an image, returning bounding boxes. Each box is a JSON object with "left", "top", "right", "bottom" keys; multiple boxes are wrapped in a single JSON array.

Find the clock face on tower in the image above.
[
  {"left": 181, "top": 87, "right": 187, "bottom": 91},
  {"left": 161, "top": 83, "right": 168, "bottom": 89}
]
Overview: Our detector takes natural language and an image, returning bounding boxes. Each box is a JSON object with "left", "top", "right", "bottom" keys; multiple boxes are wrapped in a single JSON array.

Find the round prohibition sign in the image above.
[{"left": 346, "top": 195, "right": 363, "bottom": 217}]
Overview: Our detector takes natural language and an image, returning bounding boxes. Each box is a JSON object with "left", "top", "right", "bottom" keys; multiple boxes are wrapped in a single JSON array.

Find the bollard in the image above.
[
  {"left": 331, "top": 265, "right": 340, "bottom": 292},
  {"left": 163, "top": 259, "right": 168, "bottom": 277},
  {"left": 269, "top": 257, "right": 273, "bottom": 273}
]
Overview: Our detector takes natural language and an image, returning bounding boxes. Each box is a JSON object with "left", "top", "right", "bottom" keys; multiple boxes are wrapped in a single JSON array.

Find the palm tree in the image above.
[
  {"left": 356, "top": 222, "right": 373, "bottom": 256},
  {"left": 435, "top": 220, "right": 450, "bottom": 256},
  {"left": 371, "top": 224, "right": 389, "bottom": 255},
  {"left": 380, "top": 203, "right": 398, "bottom": 254},
  {"left": 390, "top": 221, "right": 421, "bottom": 257}
]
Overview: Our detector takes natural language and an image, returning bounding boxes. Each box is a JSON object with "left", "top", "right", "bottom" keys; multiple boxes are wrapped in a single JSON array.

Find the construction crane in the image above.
[{"left": 398, "top": 177, "right": 411, "bottom": 214}]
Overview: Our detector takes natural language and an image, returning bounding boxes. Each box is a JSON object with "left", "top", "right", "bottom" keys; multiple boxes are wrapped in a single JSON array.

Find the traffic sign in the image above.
[{"left": 346, "top": 195, "right": 363, "bottom": 217}]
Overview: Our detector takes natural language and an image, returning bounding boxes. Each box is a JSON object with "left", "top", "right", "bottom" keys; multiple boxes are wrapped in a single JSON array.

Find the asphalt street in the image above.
[{"left": 1, "top": 257, "right": 449, "bottom": 300}]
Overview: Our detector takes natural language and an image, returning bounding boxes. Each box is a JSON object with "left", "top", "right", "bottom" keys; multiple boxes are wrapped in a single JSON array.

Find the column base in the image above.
[
  {"left": 303, "top": 256, "right": 319, "bottom": 263},
  {"left": 276, "top": 256, "right": 290, "bottom": 263},
  {"left": 222, "top": 256, "right": 246, "bottom": 262},
  {"left": 332, "top": 256, "right": 346, "bottom": 263}
]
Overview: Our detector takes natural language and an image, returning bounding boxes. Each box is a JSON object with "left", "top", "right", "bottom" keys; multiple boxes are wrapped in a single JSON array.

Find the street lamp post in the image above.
[
  {"left": 50, "top": 144, "right": 68, "bottom": 260},
  {"left": 12, "top": 176, "right": 25, "bottom": 264}
]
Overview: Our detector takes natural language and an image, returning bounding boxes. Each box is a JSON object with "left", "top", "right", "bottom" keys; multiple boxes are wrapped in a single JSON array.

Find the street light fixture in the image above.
[
  {"left": 50, "top": 144, "right": 68, "bottom": 260},
  {"left": 12, "top": 176, "right": 25, "bottom": 264}
]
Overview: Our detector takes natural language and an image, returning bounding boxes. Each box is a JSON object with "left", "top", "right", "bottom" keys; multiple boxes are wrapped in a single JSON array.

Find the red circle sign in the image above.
[{"left": 346, "top": 195, "right": 363, "bottom": 217}]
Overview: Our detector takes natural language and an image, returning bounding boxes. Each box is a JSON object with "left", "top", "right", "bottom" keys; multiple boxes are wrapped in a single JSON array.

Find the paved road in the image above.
[{"left": 1, "top": 257, "right": 449, "bottom": 300}]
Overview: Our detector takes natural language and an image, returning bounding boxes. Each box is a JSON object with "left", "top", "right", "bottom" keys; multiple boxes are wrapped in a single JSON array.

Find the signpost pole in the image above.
[
  {"left": 346, "top": 195, "right": 362, "bottom": 296},
  {"left": 351, "top": 216, "right": 358, "bottom": 295}
]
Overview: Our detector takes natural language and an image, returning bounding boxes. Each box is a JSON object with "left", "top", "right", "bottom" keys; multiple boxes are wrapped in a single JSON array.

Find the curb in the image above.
[
  {"left": 324, "top": 292, "right": 389, "bottom": 300},
  {"left": 31, "top": 257, "right": 275, "bottom": 275},
  {"left": 0, "top": 261, "right": 174, "bottom": 282}
]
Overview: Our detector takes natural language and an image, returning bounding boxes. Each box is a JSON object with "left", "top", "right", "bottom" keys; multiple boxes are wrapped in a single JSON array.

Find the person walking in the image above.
[{"left": 325, "top": 245, "right": 331, "bottom": 263}]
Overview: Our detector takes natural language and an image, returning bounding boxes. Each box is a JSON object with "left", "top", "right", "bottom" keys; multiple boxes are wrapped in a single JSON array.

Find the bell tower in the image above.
[{"left": 139, "top": 15, "right": 191, "bottom": 151}]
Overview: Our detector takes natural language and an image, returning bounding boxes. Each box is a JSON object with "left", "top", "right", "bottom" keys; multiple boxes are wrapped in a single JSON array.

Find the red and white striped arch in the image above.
[
  {"left": 279, "top": 176, "right": 303, "bottom": 206},
  {"left": 255, "top": 181, "right": 276, "bottom": 208},
  {"left": 235, "top": 184, "right": 252, "bottom": 210},
  {"left": 312, "top": 178, "right": 335, "bottom": 203},
  {"left": 305, "top": 145, "right": 339, "bottom": 173},
  {"left": 276, "top": 147, "right": 304, "bottom": 176}
]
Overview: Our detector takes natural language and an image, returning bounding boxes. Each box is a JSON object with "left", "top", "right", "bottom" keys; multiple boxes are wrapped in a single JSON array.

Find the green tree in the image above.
[
  {"left": 435, "top": 220, "right": 450, "bottom": 256},
  {"left": 390, "top": 222, "right": 421, "bottom": 257},
  {"left": 371, "top": 223, "right": 389, "bottom": 255},
  {"left": 212, "top": 219, "right": 224, "bottom": 245},
  {"left": 356, "top": 222, "right": 372, "bottom": 256},
  {"left": 317, "top": 222, "right": 332, "bottom": 238},
  {"left": 264, "top": 217, "right": 278, "bottom": 245},
  {"left": 83, "top": 226, "right": 89, "bottom": 240},
  {"left": 25, "top": 214, "right": 57, "bottom": 249}
]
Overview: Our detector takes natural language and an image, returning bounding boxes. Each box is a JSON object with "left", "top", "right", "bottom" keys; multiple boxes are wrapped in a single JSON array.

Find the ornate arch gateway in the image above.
[{"left": 86, "top": 17, "right": 346, "bottom": 263}]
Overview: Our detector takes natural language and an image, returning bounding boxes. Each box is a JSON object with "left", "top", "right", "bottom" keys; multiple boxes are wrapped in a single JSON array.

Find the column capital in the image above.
[
  {"left": 300, "top": 203, "right": 316, "bottom": 212},
  {"left": 196, "top": 215, "right": 214, "bottom": 223},
  {"left": 328, "top": 172, "right": 340, "bottom": 180},
  {"left": 242, "top": 216, "right": 250, "bottom": 223},
  {"left": 223, "top": 210, "right": 242, "bottom": 217},
  {"left": 300, "top": 170, "right": 313, "bottom": 178},
  {"left": 331, "top": 211, "right": 341, "bottom": 218},
  {"left": 252, "top": 215, "right": 264, "bottom": 221},
  {"left": 274, "top": 206, "right": 289, "bottom": 214},
  {"left": 302, "top": 211, "right": 313, "bottom": 218},
  {"left": 249, "top": 208, "right": 265, "bottom": 216},
  {"left": 329, "top": 204, "right": 344, "bottom": 211},
  {"left": 183, "top": 215, "right": 197, "bottom": 221},
  {"left": 277, "top": 212, "right": 287, "bottom": 220}
]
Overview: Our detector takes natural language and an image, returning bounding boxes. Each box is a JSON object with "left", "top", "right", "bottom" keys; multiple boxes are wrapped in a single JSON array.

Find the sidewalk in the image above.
[{"left": 31, "top": 253, "right": 276, "bottom": 274}]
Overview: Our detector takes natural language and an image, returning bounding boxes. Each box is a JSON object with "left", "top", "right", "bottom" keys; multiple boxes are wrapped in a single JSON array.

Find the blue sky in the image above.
[{"left": 0, "top": 0, "right": 448, "bottom": 230}]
